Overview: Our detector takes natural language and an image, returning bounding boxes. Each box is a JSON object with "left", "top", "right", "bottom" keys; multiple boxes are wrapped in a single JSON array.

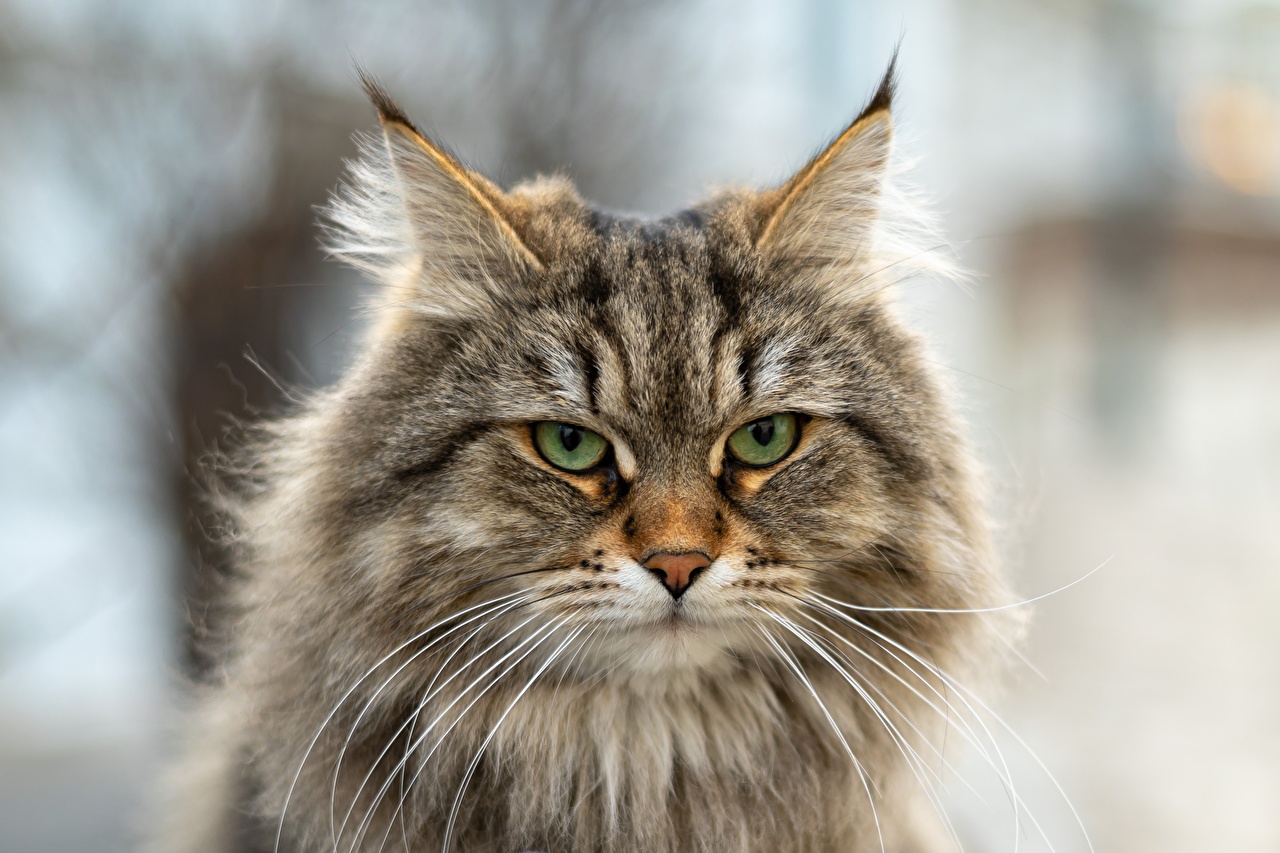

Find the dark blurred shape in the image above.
[{"left": 170, "top": 80, "right": 366, "bottom": 676}]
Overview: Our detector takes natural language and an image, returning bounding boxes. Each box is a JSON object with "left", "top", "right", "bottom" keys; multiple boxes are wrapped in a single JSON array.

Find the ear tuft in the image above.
[
  {"left": 860, "top": 47, "right": 898, "bottom": 120},
  {"left": 356, "top": 68, "right": 418, "bottom": 131}
]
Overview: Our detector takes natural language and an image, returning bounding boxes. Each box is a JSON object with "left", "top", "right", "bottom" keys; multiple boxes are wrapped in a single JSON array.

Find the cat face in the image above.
[
  {"left": 200, "top": 71, "right": 1023, "bottom": 853},
  {"left": 307, "top": 73, "right": 994, "bottom": 684},
  {"left": 366, "top": 227, "right": 945, "bottom": 677}
]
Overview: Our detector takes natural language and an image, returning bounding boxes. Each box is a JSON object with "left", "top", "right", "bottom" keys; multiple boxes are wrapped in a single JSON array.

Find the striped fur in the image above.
[{"left": 148, "top": 65, "right": 1014, "bottom": 853}]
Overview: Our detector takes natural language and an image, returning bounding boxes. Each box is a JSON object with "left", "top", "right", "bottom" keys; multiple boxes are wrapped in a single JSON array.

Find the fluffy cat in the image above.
[{"left": 148, "top": 62, "right": 1014, "bottom": 853}]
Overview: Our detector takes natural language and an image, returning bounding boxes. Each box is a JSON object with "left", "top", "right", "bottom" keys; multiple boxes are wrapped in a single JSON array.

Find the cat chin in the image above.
[{"left": 561, "top": 616, "right": 762, "bottom": 686}]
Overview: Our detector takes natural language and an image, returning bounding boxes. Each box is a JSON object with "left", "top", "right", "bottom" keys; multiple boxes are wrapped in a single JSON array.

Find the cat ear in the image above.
[
  {"left": 752, "top": 60, "right": 900, "bottom": 298},
  {"left": 326, "top": 74, "right": 543, "bottom": 319}
]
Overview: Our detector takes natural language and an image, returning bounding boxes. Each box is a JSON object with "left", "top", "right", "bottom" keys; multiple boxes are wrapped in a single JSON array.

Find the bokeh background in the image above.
[{"left": 2, "top": 0, "right": 1278, "bottom": 850}]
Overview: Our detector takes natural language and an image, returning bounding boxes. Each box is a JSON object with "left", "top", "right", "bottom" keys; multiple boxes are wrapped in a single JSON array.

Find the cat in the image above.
[{"left": 146, "top": 60, "right": 1015, "bottom": 853}]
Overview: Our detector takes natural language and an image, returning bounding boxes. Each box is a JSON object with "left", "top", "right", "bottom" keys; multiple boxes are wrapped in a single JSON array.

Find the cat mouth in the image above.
[
  {"left": 654, "top": 599, "right": 726, "bottom": 632},
  {"left": 663, "top": 609, "right": 691, "bottom": 627}
]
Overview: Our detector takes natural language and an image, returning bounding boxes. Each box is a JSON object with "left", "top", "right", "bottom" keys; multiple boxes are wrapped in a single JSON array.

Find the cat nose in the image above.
[{"left": 642, "top": 552, "right": 712, "bottom": 599}]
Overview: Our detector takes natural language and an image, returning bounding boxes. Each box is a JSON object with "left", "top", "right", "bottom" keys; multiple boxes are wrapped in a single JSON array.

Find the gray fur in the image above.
[{"left": 146, "top": 74, "right": 1013, "bottom": 853}]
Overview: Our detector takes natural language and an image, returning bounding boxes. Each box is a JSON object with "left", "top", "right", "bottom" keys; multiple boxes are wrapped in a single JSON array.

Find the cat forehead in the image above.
[
  {"left": 528, "top": 204, "right": 761, "bottom": 320},
  {"left": 556, "top": 209, "right": 717, "bottom": 277},
  {"left": 522, "top": 220, "right": 736, "bottom": 426},
  {"left": 547, "top": 210, "right": 768, "bottom": 336},
  {"left": 471, "top": 217, "right": 876, "bottom": 431},
  {"left": 511, "top": 204, "right": 848, "bottom": 347}
]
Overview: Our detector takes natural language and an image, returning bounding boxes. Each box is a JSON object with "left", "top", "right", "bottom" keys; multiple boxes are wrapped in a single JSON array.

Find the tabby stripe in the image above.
[
  {"left": 840, "top": 412, "right": 931, "bottom": 483},
  {"left": 575, "top": 341, "right": 601, "bottom": 415},
  {"left": 594, "top": 319, "right": 634, "bottom": 412},
  {"left": 736, "top": 341, "right": 759, "bottom": 401},
  {"left": 388, "top": 422, "right": 493, "bottom": 485}
]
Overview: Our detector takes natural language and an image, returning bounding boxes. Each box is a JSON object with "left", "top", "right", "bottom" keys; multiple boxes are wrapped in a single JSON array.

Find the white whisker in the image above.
[
  {"left": 935, "top": 662, "right": 1096, "bottom": 853},
  {"left": 810, "top": 597, "right": 1082, "bottom": 853},
  {"left": 370, "top": 622, "right": 598, "bottom": 853},
  {"left": 799, "top": 592, "right": 1030, "bottom": 851},
  {"left": 327, "top": 593, "right": 532, "bottom": 844},
  {"left": 792, "top": 595, "right": 1003, "bottom": 773},
  {"left": 754, "top": 623, "right": 886, "bottom": 853},
  {"left": 273, "top": 589, "right": 528, "bottom": 853},
  {"left": 441, "top": 623, "right": 586, "bottom": 852},
  {"left": 810, "top": 557, "right": 1111, "bottom": 615},
  {"left": 789, "top": 602, "right": 992, "bottom": 799},
  {"left": 757, "top": 607, "right": 964, "bottom": 852},
  {"left": 343, "top": 616, "right": 568, "bottom": 853},
  {"left": 386, "top": 606, "right": 526, "bottom": 853}
]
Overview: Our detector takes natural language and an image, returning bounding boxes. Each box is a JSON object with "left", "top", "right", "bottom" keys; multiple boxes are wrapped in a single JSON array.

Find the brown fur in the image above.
[{"left": 147, "top": 66, "right": 1013, "bottom": 853}]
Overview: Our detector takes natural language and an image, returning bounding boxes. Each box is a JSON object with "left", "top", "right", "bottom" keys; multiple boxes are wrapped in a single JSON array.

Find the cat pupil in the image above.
[
  {"left": 559, "top": 424, "right": 583, "bottom": 452},
  {"left": 749, "top": 419, "right": 775, "bottom": 446}
]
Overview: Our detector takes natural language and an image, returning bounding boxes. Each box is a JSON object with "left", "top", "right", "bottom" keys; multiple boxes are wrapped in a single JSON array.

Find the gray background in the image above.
[{"left": 1, "top": 0, "right": 1277, "bottom": 850}]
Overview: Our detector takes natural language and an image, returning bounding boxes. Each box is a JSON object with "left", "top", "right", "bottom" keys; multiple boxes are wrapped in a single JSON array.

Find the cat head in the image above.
[{"left": 273, "top": 63, "right": 1000, "bottom": 684}]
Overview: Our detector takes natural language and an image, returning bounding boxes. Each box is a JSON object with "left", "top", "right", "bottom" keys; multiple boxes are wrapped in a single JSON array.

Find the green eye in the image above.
[
  {"left": 533, "top": 422, "right": 609, "bottom": 472},
  {"left": 726, "top": 413, "right": 799, "bottom": 467}
]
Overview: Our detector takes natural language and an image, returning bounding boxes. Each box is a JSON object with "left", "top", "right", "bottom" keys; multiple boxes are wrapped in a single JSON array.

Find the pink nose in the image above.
[{"left": 643, "top": 552, "right": 712, "bottom": 599}]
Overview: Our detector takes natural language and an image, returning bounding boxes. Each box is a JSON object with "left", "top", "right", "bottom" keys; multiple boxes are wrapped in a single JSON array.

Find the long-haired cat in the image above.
[{"left": 148, "top": 62, "right": 1014, "bottom": 853}]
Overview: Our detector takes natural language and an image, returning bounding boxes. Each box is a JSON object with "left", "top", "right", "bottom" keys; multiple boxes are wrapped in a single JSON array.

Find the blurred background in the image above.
[{"left": 1, "top": 0, "right": 1277, "bottom": 850}]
